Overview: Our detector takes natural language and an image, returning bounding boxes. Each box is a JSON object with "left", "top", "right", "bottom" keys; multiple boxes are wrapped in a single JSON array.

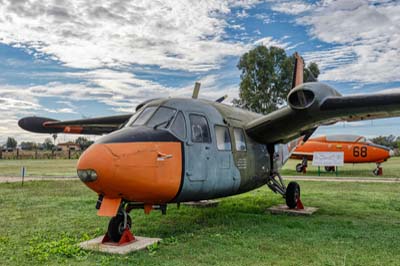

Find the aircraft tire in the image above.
[
  {"left": 373, "top": 169, "right": 379, "bottom": 176},
  {"left": 296, "top": 164, "right": 303, "bottom": 173},
  {"left": 286, "top": 181, "right": 300, "bottom": 209},
  {"left": 107, "top": 214, "right": 132, "bottom": 242}
]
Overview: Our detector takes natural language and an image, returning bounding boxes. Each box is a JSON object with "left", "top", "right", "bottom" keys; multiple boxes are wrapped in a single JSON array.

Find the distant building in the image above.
[
  {"left": 1, "top": 145, "right": 13, "bottom": 152},
  {"left": 57, "top": 142, "right": 81, "bottom": 152}
]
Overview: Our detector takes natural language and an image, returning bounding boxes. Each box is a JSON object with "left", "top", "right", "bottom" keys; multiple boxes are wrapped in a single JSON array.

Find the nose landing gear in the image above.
[{"left": 102, "top": 208, "right": 135, "bottom": 245}]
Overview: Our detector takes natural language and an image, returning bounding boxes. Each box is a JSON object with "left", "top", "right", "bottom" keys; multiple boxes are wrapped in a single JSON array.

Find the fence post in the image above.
[{"left": 21, "top": 166, "right": 25, "bottom": 186}]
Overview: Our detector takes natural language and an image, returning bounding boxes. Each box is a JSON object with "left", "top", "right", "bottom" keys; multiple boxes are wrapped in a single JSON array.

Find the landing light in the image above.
[{"left": 77, "top": 169, "right": 98, "bottom": 182}]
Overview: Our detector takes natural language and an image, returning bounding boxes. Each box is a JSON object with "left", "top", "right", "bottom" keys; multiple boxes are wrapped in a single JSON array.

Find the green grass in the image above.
[
  {"left": 0, "top": 159, "right": 77, "bottom": 177},
  {"left": 0, "top": 180, "right": 399, "bottom": 265},
  {"left": 282, "top": 156, "right": 400, "bottom": 178}
]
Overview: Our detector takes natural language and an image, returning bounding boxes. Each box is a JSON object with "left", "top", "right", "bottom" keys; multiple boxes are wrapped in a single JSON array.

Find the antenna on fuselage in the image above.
[
  {"left": 215, "top": 95, "right": 228, "bottom": 103},
  {"left": 192, "top": 82, "right": 201, "bottom": 99}
]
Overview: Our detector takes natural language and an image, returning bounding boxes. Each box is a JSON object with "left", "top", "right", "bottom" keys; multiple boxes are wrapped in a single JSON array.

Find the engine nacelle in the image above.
[{"left": 287, "top": 82, "right": 341, "bottom": 111}]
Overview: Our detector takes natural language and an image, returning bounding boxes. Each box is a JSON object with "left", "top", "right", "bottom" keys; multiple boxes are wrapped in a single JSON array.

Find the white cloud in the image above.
[
  {"left": 0, "top": 0, "right": 262, "bottom": 72},
  {"left": 297, "top": 0, "right": 400, "bottom": 83},
  {"left": 0, "top": 67, "right": 241, "bottom": 143},
  {"left": 271, "top": 1, "right": 313, "bottom": 15},
  {"left": 254, "top": 13, "right": 273, "bottom": 24},
  {"left": 254, "top": 36, "right": 290, "bottom": 49}
]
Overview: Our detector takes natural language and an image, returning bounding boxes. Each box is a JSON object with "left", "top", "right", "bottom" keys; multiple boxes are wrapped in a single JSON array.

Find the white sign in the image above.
[{"left": 312, "top": 152, "right": 344, "bottom": 166}]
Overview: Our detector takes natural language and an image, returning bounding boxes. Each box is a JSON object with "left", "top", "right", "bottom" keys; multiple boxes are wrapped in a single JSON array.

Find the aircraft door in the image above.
[
  {"left": 215, "top": 125, "right": 239, "bottom": 192},
  {"left": 185, "top": 114, "right": 212, "bottom": 182}
]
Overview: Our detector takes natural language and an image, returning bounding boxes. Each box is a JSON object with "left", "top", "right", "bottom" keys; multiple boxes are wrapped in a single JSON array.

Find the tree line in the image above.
[{"left": 2, "top": 136, "right": 94, "bottom": 151}]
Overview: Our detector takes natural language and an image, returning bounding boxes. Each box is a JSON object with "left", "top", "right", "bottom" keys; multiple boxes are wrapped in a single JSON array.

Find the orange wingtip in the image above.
[{"left": 97, "top": 197, "right": 121, "bottom": 217}]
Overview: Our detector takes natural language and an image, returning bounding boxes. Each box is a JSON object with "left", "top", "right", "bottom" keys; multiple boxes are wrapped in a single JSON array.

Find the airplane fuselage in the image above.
[
  {"left": 77, "top": 98, "right": 273, "bottom": 204},
  {"left": 291, "top": 136, "right": 392, "bottom": 164}
]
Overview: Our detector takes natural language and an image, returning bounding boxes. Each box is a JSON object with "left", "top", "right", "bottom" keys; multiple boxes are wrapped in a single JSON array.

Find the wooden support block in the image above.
[{"left": 268, "top": 205, "right": 318, "bottom": 216}]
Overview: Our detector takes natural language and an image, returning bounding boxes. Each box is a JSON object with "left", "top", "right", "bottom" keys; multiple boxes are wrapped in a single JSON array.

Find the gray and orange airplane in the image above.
[
  {"left": 18, "top": 54, "right": 400, "bottom": 242},
  {"left": 291, "top": 135, "right": 394, "bottom": 175}
]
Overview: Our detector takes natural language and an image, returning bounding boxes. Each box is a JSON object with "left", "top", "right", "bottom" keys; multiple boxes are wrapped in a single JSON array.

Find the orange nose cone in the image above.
[
  {"left": 77, "top": 144, "right": 116, "bottom": 194},
  {"left": 77, "top": 142, "right": 182, "bottom": 204}
]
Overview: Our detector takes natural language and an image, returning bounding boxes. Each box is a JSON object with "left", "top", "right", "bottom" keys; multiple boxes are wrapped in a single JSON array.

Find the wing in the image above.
[
  {"left": 245, "top": 82, "right": 400, "bottom": 144},
  {"left": 18, "top": 114, "right": 133, "bottom": 135}
]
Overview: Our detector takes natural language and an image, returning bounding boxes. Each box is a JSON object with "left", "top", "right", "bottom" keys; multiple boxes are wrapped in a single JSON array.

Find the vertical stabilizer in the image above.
[{"left": 291, "top": 52, "right": 304, "bottom": 89}]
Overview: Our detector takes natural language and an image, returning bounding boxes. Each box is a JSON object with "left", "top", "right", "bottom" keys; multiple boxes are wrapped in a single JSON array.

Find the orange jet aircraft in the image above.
[{"left": 291, "top": 135, "right": 394, "bottom": 175}]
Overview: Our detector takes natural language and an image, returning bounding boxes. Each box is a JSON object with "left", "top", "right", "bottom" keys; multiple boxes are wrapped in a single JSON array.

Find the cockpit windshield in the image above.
[
  {"left": 147, "top": 107, "right": 177, "bottom": 128},
  {"left": 357, "top": 137, "right": 367, "bottom": 143},
  {"left": 127, "top": 106, "right": 157, "bottom": 127},
  {"left": 126, "top": 105, "right": 186, "bottom": 140}
]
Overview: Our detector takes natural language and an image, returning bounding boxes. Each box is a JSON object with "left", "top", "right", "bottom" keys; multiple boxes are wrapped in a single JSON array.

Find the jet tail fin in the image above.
[{"left": 291, "top": 52, "right": 304, "bottom": 89}]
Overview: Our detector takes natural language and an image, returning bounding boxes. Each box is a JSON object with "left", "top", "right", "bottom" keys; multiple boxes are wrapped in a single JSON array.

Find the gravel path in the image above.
[
  {"left": 287, "top": 176, "right": 400, "bottom": 183},
  {"left": 0, "top": 176, "right": 77, "bottom": 183},
  {"left": 0, "top": 175, "right": 400, "bottom": 183}
]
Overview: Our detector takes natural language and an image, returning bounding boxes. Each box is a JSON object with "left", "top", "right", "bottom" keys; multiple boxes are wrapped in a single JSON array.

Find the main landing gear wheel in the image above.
[
  {"left": 296, "top": 163, "right": 304, "bottom": 173},
  {"left": 107, "top": 213, "right": 132, "bottom": 242},
  {"left": 373, "top": 168, "right": 379, "bottom": 176},
  {"left": 285, "top": 181, "right": 301, "bottom": 209},
  {"left": 373, "top": 163, "right": 382, "bottom": 176}
]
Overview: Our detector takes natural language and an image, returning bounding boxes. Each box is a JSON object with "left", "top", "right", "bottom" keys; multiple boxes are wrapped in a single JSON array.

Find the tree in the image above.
[
  {"left": 75, "top": 137, "right": 94, "bottom": 150},
  {"left": 233, "top": 46, "right": 320, "bottom": 114},
  {"left": 371, "top": 135, "right": 398, "bottom": 149},
  {"left": 6, "top": 137, "right": 17, "bottom": 149},
  {"left": 43, "top": 138, "right": 55, "bottom": 150},
  {"left": 20, "top": 141, "right": 37, "bottom": 150}
]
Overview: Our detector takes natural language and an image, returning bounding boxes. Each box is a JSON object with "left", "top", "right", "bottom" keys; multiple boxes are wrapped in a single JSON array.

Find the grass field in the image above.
[
  {"left": 0, "top": 159, "right": 77, "bottom": 177},
  {"left": 1, "top": 157, "right": 400, "bottom": 178},
  {"left": 0, "top": 180, "right": 399, "bottom": 265}
]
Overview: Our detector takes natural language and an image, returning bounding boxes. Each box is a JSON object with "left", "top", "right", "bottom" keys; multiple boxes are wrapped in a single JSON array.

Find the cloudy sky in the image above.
[{"left": 1, "top": 0, "right": 400, "bottom": 144}]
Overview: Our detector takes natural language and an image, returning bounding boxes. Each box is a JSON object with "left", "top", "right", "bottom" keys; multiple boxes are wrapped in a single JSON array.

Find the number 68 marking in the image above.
[{"left": 353, "top": 146, "right": 367, "bottom": 157}]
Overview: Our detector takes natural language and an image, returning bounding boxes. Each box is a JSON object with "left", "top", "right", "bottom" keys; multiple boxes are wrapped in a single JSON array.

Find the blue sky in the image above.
[{"left": 0, "top": 0, "right": 400, "bottom": 143}]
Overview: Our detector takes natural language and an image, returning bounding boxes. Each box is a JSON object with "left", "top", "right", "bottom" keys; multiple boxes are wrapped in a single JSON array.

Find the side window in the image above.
[
  {"left": 170, "top": 112, "right": 186, "bottom": 139},
  {"left": 234, "top": 128, "right": 247, "bottom": 151},
  {"left": 189, "top": 114, "right": 211, "bottom": 143},
  {"left": 215, "top": 126, "right": 231, "bottom": 151}
]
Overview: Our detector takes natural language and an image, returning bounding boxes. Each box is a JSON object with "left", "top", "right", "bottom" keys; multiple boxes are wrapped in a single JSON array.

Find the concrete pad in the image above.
[
  {"left": 183, "top": 200, "right": 219, "bottom": 208},
  {"left": 79, "top": 236, "right": 161, "bottom": 255},
  {"left": 268, "top": 205, "right": 318, "bottom": 216}
]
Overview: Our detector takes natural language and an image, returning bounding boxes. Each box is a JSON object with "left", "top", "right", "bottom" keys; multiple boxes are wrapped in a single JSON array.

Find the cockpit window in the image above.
[
  {"left": 147, "top": 107, "right": 177, "bottom": 128},
  {"left": 170, "top": 112, "right": 186, "bottom": 139},
  {"left": 130, "top": 106, "right": 157, "bottom": 126},
  {"left": 190, "top": 114, "right": 211, "bottom": 143},
  {"left": 125, "top": 110, "right": 143, "bottom": 127}
]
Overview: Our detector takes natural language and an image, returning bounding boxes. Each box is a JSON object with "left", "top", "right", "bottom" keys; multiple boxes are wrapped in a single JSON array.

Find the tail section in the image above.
[{"left": 291, "top": 52, "right": 304, "bottom": 89}]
